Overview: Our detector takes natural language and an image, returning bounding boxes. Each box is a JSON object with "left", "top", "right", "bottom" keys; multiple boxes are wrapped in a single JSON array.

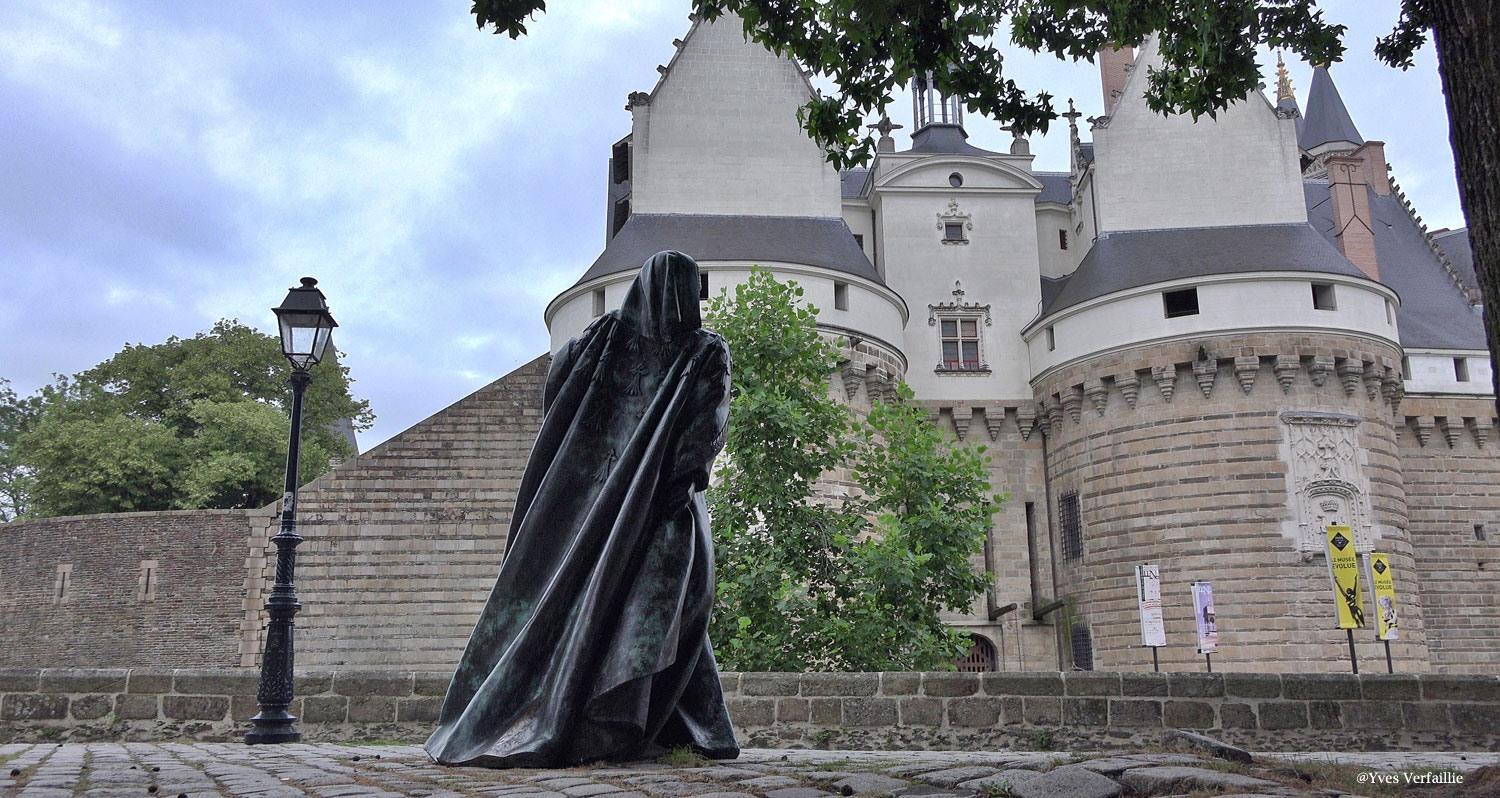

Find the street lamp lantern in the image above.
[
  {"left": 273, "top": 277, "right": 338, "bottom": 370},
  {"left": 247, "top": 276, "right": 337, "bottom": 745}
]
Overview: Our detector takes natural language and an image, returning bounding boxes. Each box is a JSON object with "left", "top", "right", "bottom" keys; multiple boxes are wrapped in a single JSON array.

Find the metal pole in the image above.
[
  {"left": 1384, "top": 639, "right": 1394, "bottom": 674},
  {"left": 1346, "top": 628, "right": 1359, "bottom": 675},
  {"left": 1205, "top": 653, "right": 1212, "bottom": 673},
  {"left": 1151, "top": 646, "right": 1159, "bottom": 673},
  {"left": 247, "top": 369, "right": 311, "bottom": 744}
]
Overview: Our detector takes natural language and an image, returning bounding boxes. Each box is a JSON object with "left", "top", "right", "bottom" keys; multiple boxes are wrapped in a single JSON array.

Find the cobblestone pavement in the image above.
[{"left": 2, "top": 744, "right": 1496, "bottom": 798}]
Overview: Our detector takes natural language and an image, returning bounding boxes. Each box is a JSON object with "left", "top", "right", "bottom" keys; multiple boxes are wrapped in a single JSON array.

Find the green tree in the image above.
[
  {"left": 0, "top": 379, "right": 41, "bottom": 521},
  {"left": 10, "top": 319, "right": 372, "bottom": 519},
  {"left": 471, "top": 0, "right": 1500, "bottom": 417},
  {"left": 705, "top": 269, "right": 997, "bottom": 671}
]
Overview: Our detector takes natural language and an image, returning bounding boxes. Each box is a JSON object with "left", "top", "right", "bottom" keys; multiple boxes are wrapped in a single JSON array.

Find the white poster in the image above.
[
  {"left": 1136, "top": 564, "right": 1166, "bottom": 647},
  {"left": 1192, "top": 581, "right": 1219, "bottom": 654}
]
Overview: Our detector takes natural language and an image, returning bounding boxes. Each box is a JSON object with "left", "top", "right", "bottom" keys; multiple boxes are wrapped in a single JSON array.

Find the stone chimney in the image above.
[
  {"left": 1327, "top": 155, "right": 1379, "bottom": 281},
  {"left": 1099, "top": 46, "right": 1134, "bottom": 114}
]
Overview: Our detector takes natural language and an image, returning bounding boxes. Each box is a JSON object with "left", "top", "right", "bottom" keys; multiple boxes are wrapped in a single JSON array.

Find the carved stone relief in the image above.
[{"left": 1280, "top": 411, "right": 1374, "bottom": 558}]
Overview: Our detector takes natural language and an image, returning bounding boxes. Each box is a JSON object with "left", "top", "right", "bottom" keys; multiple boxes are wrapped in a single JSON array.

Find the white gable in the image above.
[
  {"left": 627, "top": 14, "right": 841, "bottom": 218},
  {"left": 1091, "top": 38, "right": 1307, "bottom": 233}
]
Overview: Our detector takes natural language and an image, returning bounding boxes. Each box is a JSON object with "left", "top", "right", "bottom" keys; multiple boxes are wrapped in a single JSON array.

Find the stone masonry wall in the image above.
[
  {"left": 242, "top": 355, "right": 551, "bottom": 671},
  {"left": 1398, "top": 394, "right": 1500, "bottom": 673},
  {"left": 0, "top": 510, "right": 263, "bottom": 668},
  {"left": 2, "top": 669, "right": 1496, "bottom": 752},
  {"left": 1033, "top": 332, "right": 1422, "bottom": 673}
]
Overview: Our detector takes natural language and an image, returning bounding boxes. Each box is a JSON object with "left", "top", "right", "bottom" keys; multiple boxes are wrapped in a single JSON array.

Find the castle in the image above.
[{"left": 2, "top": 14, "right": 1496, "bottom": 676}]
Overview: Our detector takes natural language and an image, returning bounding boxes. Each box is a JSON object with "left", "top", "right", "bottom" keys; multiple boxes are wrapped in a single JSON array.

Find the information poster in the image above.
[
  {"left": 1325, "top": 524, "right": 1366, "bottom": 629},
  {"left": 1370, "top": 552, "right": 1399, "bottom": 641},
  {"left": 1136, "top": 564, "right": 1166, "bottom": 647},
  {"left": 1191, "top": 580, "right": 1218, "bottom": 654}
]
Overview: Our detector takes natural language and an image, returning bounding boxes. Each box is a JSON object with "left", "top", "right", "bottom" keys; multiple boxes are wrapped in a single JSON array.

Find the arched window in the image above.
[{"left": 955, "top": 633, "right": 998, "bottom": 672}]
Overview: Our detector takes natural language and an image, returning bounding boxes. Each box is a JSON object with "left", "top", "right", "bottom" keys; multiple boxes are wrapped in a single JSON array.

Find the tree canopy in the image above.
[
  {"left": 705, "top": 269, "right": 997, "bottom": 671},
  {"left": 3, "top": 319, "right": 373, "bottom": 520}
]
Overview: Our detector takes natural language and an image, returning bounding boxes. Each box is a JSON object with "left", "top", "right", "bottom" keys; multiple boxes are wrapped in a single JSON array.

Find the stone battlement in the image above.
[{"left": 2, "top": 669, "right": 1496, "bottom": 751}]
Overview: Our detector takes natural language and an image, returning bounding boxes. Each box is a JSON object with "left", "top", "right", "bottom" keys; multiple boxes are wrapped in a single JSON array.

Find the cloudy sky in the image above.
[{"left": 1, "top": 1, "right": 1460, "bottom": 448}]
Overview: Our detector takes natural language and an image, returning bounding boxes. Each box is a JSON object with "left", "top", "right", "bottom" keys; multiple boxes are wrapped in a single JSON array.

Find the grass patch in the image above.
[{"left": 658, "top": 746, "right": 708, "bottom": 768}]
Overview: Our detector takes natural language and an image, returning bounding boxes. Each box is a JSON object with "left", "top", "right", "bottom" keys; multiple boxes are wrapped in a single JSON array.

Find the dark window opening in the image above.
[
  {"left": 1060, "top": 491, "right": 1082, "bottom": 561},
  {"left": 853, "top": 233, "right": 864, "bottom": 250},
  {"left": 834, "top": 281, "right": 849, "bottom": 311},
  {"left": 611, "top": 140, "right": 630, "bottom": 184},
  {"left": 592, "top": 289, "right": 605, "bottom": 317},
  {"left": 1163, "top": 288, "right": 1200, "bottom": 318},
  {"left": 1046, "top": 326, "right": 1056, "bottom": 352},
  {"left": 1070, "top": 624, "right": 1095, "bottom": 671},
  {"left": 1455, "top": 357, "right": 1470, "bottom": 382},
  {"left": 939, "top": 317, "right": 981, "bottom": 370},
  {"left": 955, "top": 634, "right": 997, "bottom": 672},
  {"left": 943, "top": 222, "right": 966, "bottom": 242},
  {"left": 1058, "top": 229, "right": 1069, "bottom": 250},
  {"left": 1312, "top": 282, "right": 1337, "bottom": 310},
  {"left": 699, "top": 273, "right": 709, "bottom": 301},
  {"left": 949, "top": 172, "right": 964, "bottom": 188},
  {"left": 611, "top": 197, "right": 631, "bottom": 237},
  {"left": 1478, "top": 524, "right": 1488, "bottom": 542}
]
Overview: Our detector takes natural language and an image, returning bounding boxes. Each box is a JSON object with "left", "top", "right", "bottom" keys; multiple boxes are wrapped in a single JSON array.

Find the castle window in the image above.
[
  {"left": 1455, "top": 357, "right": 1470, "bottom": 382},
  {"left": 1058, "top": 229, "right": 1069, "bottom": 250},
  {"left": 949, "top": 172, "right": 964, "bottom": 188},
  {"left": 699, "top": 273, "right": 709, "bottom": 301},
  {"left": 853, "top": 233, "right": 864, "bottom": 251},
  {"left": 1386, "top": 299, "right": 1394, "bottom": 324},
  {"left": 1070, "top": 624, "right": 1095, "bottom": 671},
  {"left": 1477, "top": 524, "right": 1488, "bottom": 541},
  {"left": 53, "top": 564, "right": 72, "bottom": 605},
  {"left": 938, "top": 317, "right": 982, "bottom": 370},
  {"left": 138, "top": 560, "right": 159, "bottom": 602},
  {"left": 1163, "top": 288, "right": 1199, "bottom": 318},
  {"left": 1046, "top": 326, "right": 1056, "bottom": 352},
  {"left": 834, "top": 281, "right": 849, "bottom": 311},
  {"left": 943, "top": 222, "right": 967, "bottom": 243},
  {"left": 611, "top": 197, "right": 631, "bottom": 237},
  {"left": 1312, "top": 282, "right": 1337, "bottom": 311},
  {"left": 611, "top": 139, "right": 630, "bottom": 184},
  {"left": 592, "top": 289, "right": 605, "bottom": 317},
  {"left": 1059, "top": 491, "right": 1082, "bottom": 560}
]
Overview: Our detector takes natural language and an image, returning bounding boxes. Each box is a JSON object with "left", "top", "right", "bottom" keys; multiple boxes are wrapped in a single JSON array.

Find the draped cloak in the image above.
[{"left": 425, "top": 251, "right": 739, "bottom": 768}]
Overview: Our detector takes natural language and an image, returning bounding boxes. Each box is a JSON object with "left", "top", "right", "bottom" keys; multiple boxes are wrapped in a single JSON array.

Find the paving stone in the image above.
[
  {"left": 912, "top": 767, "right": 999, "bottom": 787},
  {"left": 562, "top": 784, "right": 624, "bottom": 797},
  {"left": 1008, "top": 766, "right": 1122, "bottom": 798},
  {"left": 737, "top": 775, "right": 802, "bottom": 788},
  {"left": 1118, "top": 766, "right": 1278, "bottom": 795},
  {"left": 956, "top": 771, "right": 1038, "bottom": 791},
  {"left": 829, "top": 773, "right": 910, "bottom": 796},
  {"left": 763, "top": 788, "right": 835, "bottom": 798},
  {"left": 1075, "top": 754, "right": 1200, "bottom": 777}
]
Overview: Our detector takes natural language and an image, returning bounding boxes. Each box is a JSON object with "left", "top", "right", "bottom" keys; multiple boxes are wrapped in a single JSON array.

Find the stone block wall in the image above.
[
  {"left": 0, "top": 510, "right": 263, "bottom": 668},
  {"left": 242, "top": 355, "right": 552, "bottom": 671},
  {"left": 2, "top": 669, "right": 1497, "bottom": 752},
  {"left": 1033, "top": 332, "right": 1424, "bottom": 673},
  {"left": 1398, "top": 394, "right": 1500, "bottom": 673}
]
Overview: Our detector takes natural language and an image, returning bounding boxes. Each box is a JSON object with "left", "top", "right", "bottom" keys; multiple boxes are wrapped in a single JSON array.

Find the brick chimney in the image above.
[
  {"left": 1327, "top": 155, "right": 1380, "bottom": 281},
  {"left": 1351, "top": 140, "right": 1390, "bottom": 197},
  {"left": 1099, "top": 46, "right": 1134, "bottom": 114}
]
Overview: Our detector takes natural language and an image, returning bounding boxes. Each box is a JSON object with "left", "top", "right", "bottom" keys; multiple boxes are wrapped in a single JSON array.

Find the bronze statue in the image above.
[{"left": 425, "top": 251, "right": 739, "bottom": 768}]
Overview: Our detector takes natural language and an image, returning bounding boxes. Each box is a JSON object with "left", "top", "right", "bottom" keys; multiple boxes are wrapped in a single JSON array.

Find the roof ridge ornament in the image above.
[{"left": 1276, "top": 52, "right": 1296, "bottom": 102}]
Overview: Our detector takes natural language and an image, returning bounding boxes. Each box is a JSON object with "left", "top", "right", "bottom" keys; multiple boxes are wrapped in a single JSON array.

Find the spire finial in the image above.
[
  {"left": 1276, "top": 51, "right": 1296, "bottom": 102},
  {"left": 1062, "top": 98, "right": 1082, "bottom": 140}
]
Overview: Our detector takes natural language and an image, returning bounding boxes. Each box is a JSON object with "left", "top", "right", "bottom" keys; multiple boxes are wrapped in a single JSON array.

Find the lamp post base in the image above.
[{"left": 245, "top": 710, "right": 303, "bottom": 745}]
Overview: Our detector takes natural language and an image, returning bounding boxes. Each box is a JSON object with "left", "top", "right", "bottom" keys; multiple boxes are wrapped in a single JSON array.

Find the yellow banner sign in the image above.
[
  {"left": 1326, "top": 524, "right": 1365, "bottom": 629},
  {"left": 1370, "top": 552, "right": 1399, "bottom": 641}
]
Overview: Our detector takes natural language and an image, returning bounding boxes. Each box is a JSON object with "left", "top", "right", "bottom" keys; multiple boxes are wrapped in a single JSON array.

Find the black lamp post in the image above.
[{"left": 246, "top": 276, "right": 338, "bottom": 745}]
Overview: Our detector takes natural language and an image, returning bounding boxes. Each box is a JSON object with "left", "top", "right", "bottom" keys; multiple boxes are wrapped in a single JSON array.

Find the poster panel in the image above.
[
  {"left": 1370, "top": 552, "right": 1399, "bottom": 641},
  {"left": 1136, "top": 564, "right": 1166, "bottom": 647},
  {"left": 1191, "top": 580, "right": 1218, "bottom": 654},
  {"left": 1325, "top": 524, "right": 1366, "bottom": 629}
]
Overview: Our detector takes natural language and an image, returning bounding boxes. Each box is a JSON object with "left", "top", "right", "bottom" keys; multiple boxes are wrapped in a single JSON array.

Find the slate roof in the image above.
[
  {"left": 1299, "top": 66, "right": 1363, "bottom": 151},
  {"left": 903, "top": 124, "right": 1000, "bottom": 156},
  {"left": 1036, "top": 173, "right": 1072, "bottom": 205},
  {"left": 1304, "top": 182, "right": 1486, "bottom": 350},
  {"left": 574, "top": 214, "right": 882, "bottom": 287},
  {"left": 1038, "top": 223, "right": 1368, "bottom": 318},
  {"left": 841, "top": 169, "right": 870, "bottom": 199},
  {"left": 1432, "top": 228, "right": 1478, "bottom": 294}
]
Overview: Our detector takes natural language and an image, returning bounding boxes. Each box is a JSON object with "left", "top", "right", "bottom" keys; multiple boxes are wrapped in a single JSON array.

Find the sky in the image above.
[{"left": 0, "top": 1, "right": 1462, "bottom": 449}]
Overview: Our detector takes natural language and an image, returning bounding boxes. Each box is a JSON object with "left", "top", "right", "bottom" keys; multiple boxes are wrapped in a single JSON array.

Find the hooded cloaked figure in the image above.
[{"left": 425, "top": 251, "right": 738, "bottom": 768}]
